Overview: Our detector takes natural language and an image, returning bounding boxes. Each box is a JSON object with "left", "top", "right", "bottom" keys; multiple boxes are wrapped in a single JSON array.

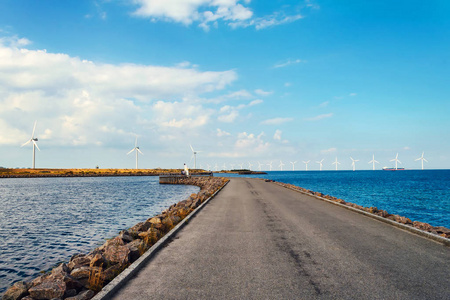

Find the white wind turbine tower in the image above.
[
  {"left": 316, "top": 159, "right": 324, "bottom": 171},
  {"left": 302, "top": 160, "right": 310, "bottom": 171},
  {"left": 350, "top": 157, "right": 359, "bottom": 171},
  {"left": 248, "top": 162, "right": 253, "bottom": 170},
  {"left": 222, "top": 163, "right": 227, "bottom": 170},
  {"left": 214, "top": 163, "right": 218, "bottom": 171},
  {"left": 238, "top": 163, "right": 244, "bottom": 169},
  {"left": 190, "top": 144, "right": 202, "bottom": 169},
  {"left": 257, "top": 161, "right": 263, "bottom": 171},
  {"left": 127, "top": 137, "right": 143, "bottom": 169},
  {"left": 415, "top": 152, "right": 428, "bottom": 170},
  {"left": 332, "top": 157, "right": 341, "bottom": 171},
  {"left": 267, "top": 161, "right": 273, "bottom": 171},
  {"left": 390, "top": 153, "right": 401, "bottom": 170},
  {"left": 279, "top": 160, "right": 285, "bottom": 171},
  {"left": 290, "top": 161, "right": 297, "bottom": 171},
  {"left": 21, "top": 121, "right": 40, "bottom": 169},
  {"left": 368, "top": 154, "right": 379, "bottom": 170}
]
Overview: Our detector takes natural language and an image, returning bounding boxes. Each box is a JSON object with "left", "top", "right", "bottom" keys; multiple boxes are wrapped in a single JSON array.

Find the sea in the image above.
[
  {"left": 1, "top": 170, "right": 449, "bottom": 294},
  {"left": 0, "top": 176, "right": 199, "bottom": 294}
]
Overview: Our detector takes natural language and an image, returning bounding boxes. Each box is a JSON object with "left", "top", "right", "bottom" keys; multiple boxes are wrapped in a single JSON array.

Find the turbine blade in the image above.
[
  {"left": 190, "top": 144, "right": 194, "bottom": 152},
  {"left": 31, "top": 121, "right": 37, "bottom": 138},
  {"left": 424, "top": 158, "right": 428, "bottom": 162},
  {"left": 21, "top": 139, "right": 31, "bottom": 147},
  {"left": 33, "top": 140, "right": 40, "bottom": 151},
  {"left": 137, "top": 149, "right": 143, "bottom": 155},
  {"left": 135, "top": 137, "right": 138, "bottom": 147},
  {"left": 127, "top": 149, "right": 135, "bottom": 155}
]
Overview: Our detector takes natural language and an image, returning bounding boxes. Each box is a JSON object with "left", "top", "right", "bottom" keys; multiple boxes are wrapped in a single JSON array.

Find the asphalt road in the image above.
[{"left": 109, "top": 178, "right": 449, "bottom": 299}]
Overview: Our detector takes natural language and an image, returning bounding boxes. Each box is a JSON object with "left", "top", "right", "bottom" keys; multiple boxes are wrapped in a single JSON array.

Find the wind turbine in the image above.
[
  {"left": 390, "top": 153, "right": 401, "bottom": 170},
  {"left": 257, "top": 161, "right": 263, "bottom": 171},
  {"left": 21, "top": 121, "right": 40, "bottom": 169},
  {"left": 332, "top": 157, "right": 341, "bottom": 171},
  {"left": 230, "top": 163, "right": 235, "bottom": 170},
  {"left": 415, "top": 152, "right": 428, "bottom": 170},
  {"left": 238, "top": 163, "right": 244, "bottom": 169},
  {"left": 190, "top": 144, "right": 202, "bottom": 169},
  {"left": 127, "top": 137, "right": 143, "bottom": 169},
  {"left": 267, "top": 161, "right": 273, "bottom": 171},
  {"left": 222, "top": 163, "right": 227, "bottom": 170},
  {"left": 206, "top": 163, "right": 211, "bottom": 170},
  {"left": 302, "top": 160, "right": 310, "bottom": 171},
  {"left": 316, "top": 159, "right": 324, "bottom": 171},
  {"left": 279, "top": 160, "right": 285, "bottom": 171},
  {"left": 290, "top": 161, "right": 297, "bottom": 171},
  {"left": 248, "top": 162, "right": 253, "bottom": 170},
  {"left": 214, "top": 163, "right": 218, "bottom": 171},
  {"left": 350, "top": 157, "right": 359, "bottom": 171},
  {"left": 368, "top": 154, "right": 379, "bottom": 170}
]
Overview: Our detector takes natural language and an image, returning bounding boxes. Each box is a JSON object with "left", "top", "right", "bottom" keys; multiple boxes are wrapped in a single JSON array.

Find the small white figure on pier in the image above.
[{"left": 184, "top": 163, "right": 190, "bottom": 176}]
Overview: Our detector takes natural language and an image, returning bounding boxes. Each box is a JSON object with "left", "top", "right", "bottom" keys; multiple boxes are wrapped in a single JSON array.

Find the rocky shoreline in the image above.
[
  {"left": 2, "top": 177, "right": 229, "bottom": 300},
  {"left": 272, "top": 180, "right": 450, "bottom": 239}
]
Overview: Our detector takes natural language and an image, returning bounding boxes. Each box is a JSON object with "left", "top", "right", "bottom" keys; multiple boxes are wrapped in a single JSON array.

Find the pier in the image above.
[{"left": 104, "top": 178, "right": 449, "bottom": 299}]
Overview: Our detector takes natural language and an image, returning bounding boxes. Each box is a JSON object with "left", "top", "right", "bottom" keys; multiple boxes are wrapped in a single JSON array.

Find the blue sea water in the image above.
[
  {"left": 222, "top": 170, "right": 450, "bottom": 229},
  {"left": 0, "top": 176, "right": 199, "bottom": 294}
]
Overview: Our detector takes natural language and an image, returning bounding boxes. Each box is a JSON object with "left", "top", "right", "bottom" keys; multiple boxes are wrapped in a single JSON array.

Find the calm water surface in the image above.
[
  {"left": 222, "top": 170, "right": 450, "bottom": 228},
  {"left": 0, "top": 176, "right": 199, "bottom": 293}
]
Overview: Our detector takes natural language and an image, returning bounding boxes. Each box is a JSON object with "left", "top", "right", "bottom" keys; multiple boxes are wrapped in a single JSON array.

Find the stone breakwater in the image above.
[
  {"left": 2, "top": 177, "right": 229, "bottom": 300},
  {"left": 271, "top": 180, "right": 450, "bottom": 239}
]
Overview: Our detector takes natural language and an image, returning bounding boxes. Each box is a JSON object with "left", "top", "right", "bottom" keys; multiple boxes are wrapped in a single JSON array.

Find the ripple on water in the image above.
[{"left": 0, "top": 176, "right": 199, "bottom": 293}]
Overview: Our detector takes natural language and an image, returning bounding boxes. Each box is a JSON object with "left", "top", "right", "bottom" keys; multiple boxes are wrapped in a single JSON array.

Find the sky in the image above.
[{"left": 0, "top": 0, "right": 449, "bottom": 170}]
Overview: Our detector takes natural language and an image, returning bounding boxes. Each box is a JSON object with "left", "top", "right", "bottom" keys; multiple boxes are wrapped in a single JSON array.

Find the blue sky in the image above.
[{"left": 0, "top": 0, "right": 449, "bottom": 170}]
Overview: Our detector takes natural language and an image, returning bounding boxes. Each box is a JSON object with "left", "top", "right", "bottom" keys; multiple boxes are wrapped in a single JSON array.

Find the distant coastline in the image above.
[{"left": 0, "top": 168, "right": 212, "bottom": 178}]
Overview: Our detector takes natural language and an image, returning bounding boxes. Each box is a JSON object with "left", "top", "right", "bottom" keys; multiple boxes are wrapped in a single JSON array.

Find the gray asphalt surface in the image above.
[{"left": 109, "top": 178, "right": 449, "bottom": 299}]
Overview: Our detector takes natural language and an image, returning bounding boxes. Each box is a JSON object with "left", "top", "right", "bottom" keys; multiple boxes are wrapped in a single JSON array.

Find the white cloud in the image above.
[
  {"left": 284, "top": 82, "right": 291, "bottom": 87},
  {"left": 349, "top": 93, "right": 357, "bottom": 96},
  {"left": 216, "top": 128, "right": 231, "bottom": 137},
  {"left": 217, "top": 99, "right": 262, "bottom": 122},
  {"left": 260, "top": 117, "right": 293, "bottom": 125},
  {"left": 230, "top": 10, "right": 303, "bottom": 30},
  {"left": 131, "top": 0, "right": 253, "bottom": 29},
  {"left": 321, "top": 147, "right": 337, "bottom": 154},
  {"left": 273, "top": 58, "right": 304, "bottom": 69},
  {"left": 0, "top": 37, "right": 236, "bottom": 146},
  {"left": 273, "top": 129, "right": 282, "bottom": 140},
  {"left": 254, "top": 89, "right": 272, "bottom": 96},
  {"left": 305, "top": 113, "right": 333, "bottom": 121},
  {"left": 318, "top": 101, "right": 329, "bottom": 108}
]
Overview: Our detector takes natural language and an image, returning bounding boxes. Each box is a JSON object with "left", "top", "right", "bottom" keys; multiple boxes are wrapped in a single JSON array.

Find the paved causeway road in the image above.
[{"left": 109, "top": 178, "right": 449, "bottom": 299}]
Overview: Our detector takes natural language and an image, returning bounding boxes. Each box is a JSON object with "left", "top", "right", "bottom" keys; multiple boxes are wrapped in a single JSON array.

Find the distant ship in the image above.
[{"left": 382, "top": 167, "right": 405, "bottom": 171}]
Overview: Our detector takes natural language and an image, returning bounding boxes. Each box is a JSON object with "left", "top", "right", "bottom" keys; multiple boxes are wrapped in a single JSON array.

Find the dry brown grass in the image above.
[{"left": 88, "top": 266, "right": 104, "bottom": 292}]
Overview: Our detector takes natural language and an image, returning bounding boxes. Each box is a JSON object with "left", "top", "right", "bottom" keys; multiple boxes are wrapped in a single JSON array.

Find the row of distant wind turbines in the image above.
[
  {"left": 21, "top": 122, "right": 428, "bottom": 171},
  {"left": 189, "top": 145, "right": 428, "bottom": 171}
]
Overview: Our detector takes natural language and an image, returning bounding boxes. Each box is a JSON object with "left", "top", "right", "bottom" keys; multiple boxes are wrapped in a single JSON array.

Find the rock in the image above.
[
  {"left": 126, "top": 239, "right": 145, "bottom": 262},
  {"left": 89, "top": 253, "right": 105, "bottom": 268},
  {"left": 52, "top": 263, "right": 70, "bottom": 277},
  {"left": 20, "top": 297, "right": 34, "bottom": 300},
  {"left": 148, "top": 217, "right": 162, "bottom": 224},
  {"left": 70, "top": 267, "right": 91, "bottom": 281},
  {"left": 65, "top": 289, "right": 78, "bottom": 298},
  {"left": 2, "top": 281, "right": 30, "bottom": 300},
  {"left": 118, "top": 230, "right": 133, "bottom": 243},
  {"left": 101, "top": 264, "right": 124, "bottom": 282},
  {"left": 28, "top": 279, "right": 66, "bottom": 300},
  {"left": 65, "top": 289, "right": 95, "bottom": 300},
  {"left": 98, "top": 236, "right": 124, "bottom": 252},
  {"left": 103, "top": 241, "right": 130, "bottom": 266},
  {"left": 68, "top": 255, "right": 91, "bottom": 270}
]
